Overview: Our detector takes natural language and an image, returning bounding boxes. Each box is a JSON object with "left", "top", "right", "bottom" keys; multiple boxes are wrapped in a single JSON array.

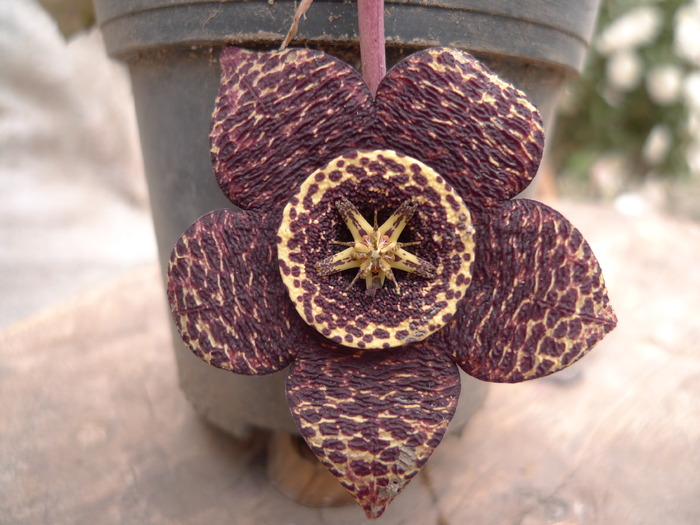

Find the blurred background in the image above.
[
  {"left": 0, "top": 0, "right": 155, "bottom": 327},
  {"left": 551, "top": 0, "right": 700, "bottom": 220}
]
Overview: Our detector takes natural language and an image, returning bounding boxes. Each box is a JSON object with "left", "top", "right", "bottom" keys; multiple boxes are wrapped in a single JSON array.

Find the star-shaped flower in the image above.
[{"left": 167, "top": 46, "right": 617, "bottom": 519}]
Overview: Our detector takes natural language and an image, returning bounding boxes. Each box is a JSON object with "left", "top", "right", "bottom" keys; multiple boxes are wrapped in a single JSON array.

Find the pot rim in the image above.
[{"left": 94, "top": 0, "right": 600, "bottom": 74}]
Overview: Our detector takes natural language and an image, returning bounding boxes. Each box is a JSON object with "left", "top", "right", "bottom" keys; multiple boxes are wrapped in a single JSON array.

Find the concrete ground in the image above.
[{"left": 2, "top": 2, "right": 700, "bottom": 524}]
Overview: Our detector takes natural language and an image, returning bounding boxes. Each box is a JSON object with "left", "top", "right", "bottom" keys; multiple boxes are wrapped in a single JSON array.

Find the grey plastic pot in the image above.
[{"left": 93, "top": 0, "right": 600, "bottom": 437}]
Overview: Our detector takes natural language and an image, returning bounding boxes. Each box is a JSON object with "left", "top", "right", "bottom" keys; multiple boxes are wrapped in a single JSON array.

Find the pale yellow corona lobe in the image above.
[{"left": 316, "top": 198, "right": 436, "bottom": 296}]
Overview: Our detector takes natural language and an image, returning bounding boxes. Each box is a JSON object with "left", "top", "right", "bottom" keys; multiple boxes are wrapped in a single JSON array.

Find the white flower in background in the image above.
[
  {"left": 597, "top": 6, "right": 664, "bottom": 55},
  {"left": 683, "top": 70, "right": 700, "bottom": 110},
  {"left": 646, "top": 64, "right": 683, "bottom": 105},
  {"left": 687, "top": 111, "right": 700, "bottom": 136},
  {"left": 684, "top": 67, "right": 700, "bottom": 178},
  {"left": 592, "top": 154, "right": 628, "bottom": 199},
  {"left": 614, "top": 193, "right": 651, "bottom": 217},
  {"left": 607, "top": 50, "right": 643, "bottom": 92},
  {"left": 686, "top": 141, "right": 700, "bottom": 178},
  {"left": 642, "top": 124, "right": 672, "bottom": 165},
  {"left": 675, "top": 1, "right": 700, "bottom": 66}
]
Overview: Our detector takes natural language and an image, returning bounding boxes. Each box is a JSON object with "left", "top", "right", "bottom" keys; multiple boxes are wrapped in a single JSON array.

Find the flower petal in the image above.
[
  {"left": 167, "top": 209, "right": 307, "bottom": 375},
  {"left": 286, "top": 341, "right": 461, "bottom": 519},
  {"left": 440, "top": 199, "right": 617, "bottom": 382},
  {"left": 210, "top": 47, "right": 374, "bottom": 212},
  {"left": 375, "top": 47, "right": 545, "bottom": 206}
]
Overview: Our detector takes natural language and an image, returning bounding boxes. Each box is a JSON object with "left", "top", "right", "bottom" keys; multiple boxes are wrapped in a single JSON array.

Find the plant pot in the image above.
[{"left": 93, "top": 0, "right": 600, "bottom": 437}]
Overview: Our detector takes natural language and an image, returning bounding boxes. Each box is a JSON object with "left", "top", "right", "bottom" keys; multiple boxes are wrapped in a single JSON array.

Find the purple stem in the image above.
[{"left": 357, "top": 0, "right": 386, "bottom": 96}]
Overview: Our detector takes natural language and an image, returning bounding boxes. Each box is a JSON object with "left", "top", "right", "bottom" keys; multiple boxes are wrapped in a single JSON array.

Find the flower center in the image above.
[
  {"left": 316, "top": 198, "right": 436, "bottom": 296},
  {"left": 277, "top": 149, "right": 475, "bottom": 350}
]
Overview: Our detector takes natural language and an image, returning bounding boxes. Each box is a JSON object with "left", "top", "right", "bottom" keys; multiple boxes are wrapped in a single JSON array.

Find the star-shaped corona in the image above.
[
  {"left": 316, "top": 197, "right": 436, "bottom": 295},
  {"left": 276, "top": 149, "right": 477, "bottom": 350}
]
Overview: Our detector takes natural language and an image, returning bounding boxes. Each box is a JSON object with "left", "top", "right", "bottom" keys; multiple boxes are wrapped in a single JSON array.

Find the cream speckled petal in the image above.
[
  {"left": 211, "top": 47, "right": 374, "bottom": 212},
  {"left": 375, "top": 47, "right": 544, "bottom": 206},
  {"left": 286, "top": 339, "right": 461, "bottom": 519},
  {"left": 167, "top": 209, "right": 306, "bottom": 375},
  {"left": 439, "top": 199, "right": 617, "bottom": 382}
]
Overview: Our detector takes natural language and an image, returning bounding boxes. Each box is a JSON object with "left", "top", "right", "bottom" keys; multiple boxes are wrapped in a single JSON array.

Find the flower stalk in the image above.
[{"left": 358, "top": 0, "right": 386, "bottom": 96}]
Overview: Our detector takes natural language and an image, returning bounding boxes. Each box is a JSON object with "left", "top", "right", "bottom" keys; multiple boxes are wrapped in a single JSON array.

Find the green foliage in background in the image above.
[
  {"left": 552, "top": 0, "right": 699, "bottom": 185},
  {"left": 38, "top": 0, "right": 95, "bottom": 37}
]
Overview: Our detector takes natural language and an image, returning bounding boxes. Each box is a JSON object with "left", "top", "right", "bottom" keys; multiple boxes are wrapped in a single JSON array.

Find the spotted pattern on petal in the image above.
[
  {"left": 210, "top": 47, "right": 374, "bottom": 212},
  {"left": 440, "top": 199, "right": 617, "bottom": 382},
  {"left": 286, "top": 341, "right": 461, "bottom": 519},
  {"left": 167, "top": 209, "right": 306, "bottom": 375},
  {"left": 376, "top": 47, "right": 545, "bottom": 206}
]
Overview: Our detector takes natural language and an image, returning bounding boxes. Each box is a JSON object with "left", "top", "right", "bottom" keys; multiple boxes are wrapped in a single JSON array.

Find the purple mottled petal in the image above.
[
  {"left": 440, "top": 199, "right": 617, "bottom": 382},
  {"left": 286, "top": 340, "right": 460, "bottom": 519},
  {"left": 375, "top": 47, "right": 545, "bottom": 207},
  {"left": 167, "top": 209, "right": 307, "bottom": 375},
  {"left": 210, "top": 47, "right": 374, "bottom": 212}
]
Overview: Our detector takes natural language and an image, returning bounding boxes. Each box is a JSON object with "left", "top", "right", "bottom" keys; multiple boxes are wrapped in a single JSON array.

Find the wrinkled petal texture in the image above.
[
  {"left": 442, "top": 199, "right": 617, "bottom": 382},
  {"left": 167, "top": 210, "right": 307, "bottom": 375},
  {"left": 286, "top": 341, "right": 461, "bottom": 519},
  {"left": 211, "top": 47, "right": 374, "bottom": 212},
  {"left": 375, "top": 47, "right": 545, "bottom": 207}
]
